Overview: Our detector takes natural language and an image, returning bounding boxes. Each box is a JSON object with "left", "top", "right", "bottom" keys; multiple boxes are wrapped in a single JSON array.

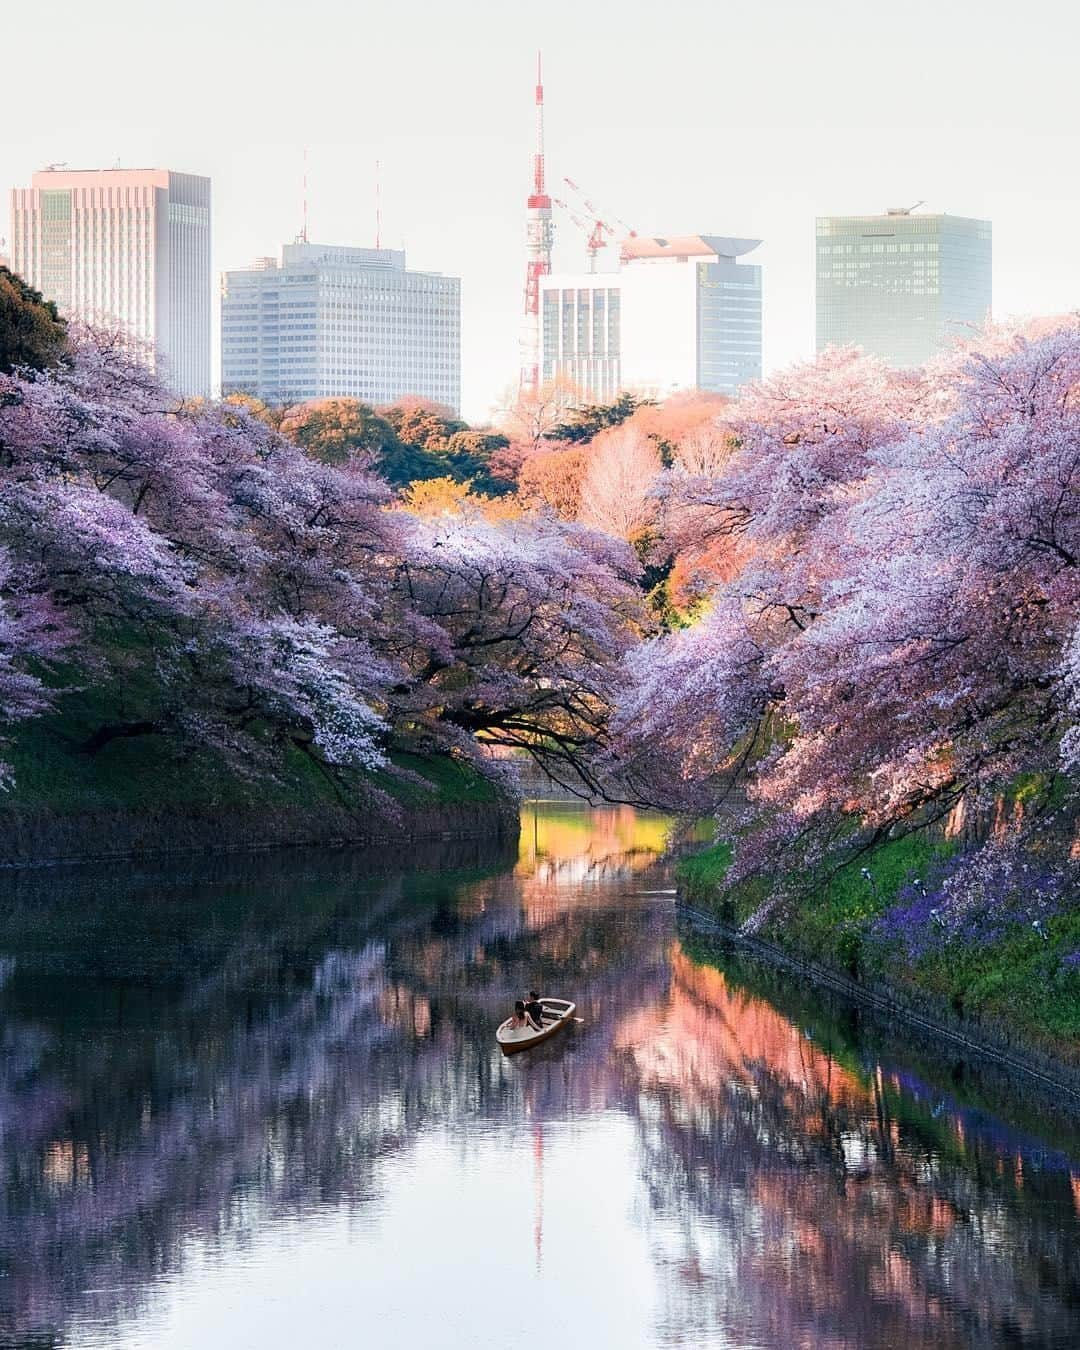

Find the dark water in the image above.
[{"left": 1, "top": 802, "right": 1079, "bottom": 1349}]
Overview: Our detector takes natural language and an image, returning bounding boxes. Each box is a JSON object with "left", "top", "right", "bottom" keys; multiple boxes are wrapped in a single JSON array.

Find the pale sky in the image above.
[{"left": 5, "top": 0, "right": 1079, "bottom": 420}]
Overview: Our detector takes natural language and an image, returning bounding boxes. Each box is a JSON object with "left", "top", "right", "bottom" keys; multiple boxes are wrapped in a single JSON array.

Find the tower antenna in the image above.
[
  {"left": 520, "top": 50, "right": 553, "bottom": 391},
  {"left": 301, "top": 146, "right": 309, "bottom": 244},
  {"left": 376, "top": 159, "right": 382, "bottom": 250}
]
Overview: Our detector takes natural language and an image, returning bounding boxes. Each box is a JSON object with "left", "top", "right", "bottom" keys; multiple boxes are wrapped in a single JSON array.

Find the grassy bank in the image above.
[
  {"left": 677, "top": 834, "right": 1080, "bottom": 1067},
  {"left": 0, "top": 685, "right": 511, "bottom": 866}
]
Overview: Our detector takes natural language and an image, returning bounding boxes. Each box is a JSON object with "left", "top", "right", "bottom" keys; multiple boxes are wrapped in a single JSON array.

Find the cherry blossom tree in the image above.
[
  {"left": 0, "top": 334, "right": 643, "bottom": 796},
  {"left": 615, "top": 325, "right": 1080, "bottom": 898},
  {"left": 778, "top": 324, "right": 1080, "bottom": 833},
  {"left": 0, "top": 550, "right": 68, "bottom": 788},
  {"left": 0, "top": 338, "right": 404, "bottom": 780},
  {"left": 392, "top": 513, "right": 644, "bottom": 795}
]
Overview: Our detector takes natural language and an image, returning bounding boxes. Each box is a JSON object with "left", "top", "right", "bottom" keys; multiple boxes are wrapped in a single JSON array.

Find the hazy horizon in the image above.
[{"left": 5, "top": 0, "right": 1079, "bottom": 419}]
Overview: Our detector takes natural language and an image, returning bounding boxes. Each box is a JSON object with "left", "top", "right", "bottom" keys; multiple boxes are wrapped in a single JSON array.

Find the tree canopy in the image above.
[
  {"left": 276, "top": 396, "right": 511, "bottom": 493},
  {"left": 0, "top": 338, "right": 643, "bottom": 796},
  {"left": 0, "top": 267, "right": 67, "bottom": 375},
  {"left": 3, "top": 311, "right": 1079, "bottom": 943},
  {"left": 547, "top": 391, "right": 644, "bottom": 443},
  {"left": 612, "top": 328, "right": 1080, "bottom": 921}
]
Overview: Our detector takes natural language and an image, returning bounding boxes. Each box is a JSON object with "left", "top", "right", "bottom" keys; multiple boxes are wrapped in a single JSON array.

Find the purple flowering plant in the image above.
[{"left": 869, "top": 845, "right": 1078, "bottom": 966}]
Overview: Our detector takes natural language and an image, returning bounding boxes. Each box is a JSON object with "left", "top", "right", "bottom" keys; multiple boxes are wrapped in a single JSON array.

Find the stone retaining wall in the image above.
[{"left": 0, "top": 797, "right": 520, "bottom": 869}]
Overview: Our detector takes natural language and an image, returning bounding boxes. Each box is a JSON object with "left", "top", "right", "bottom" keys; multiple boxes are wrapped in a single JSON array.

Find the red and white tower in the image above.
[{"left": 520, "top": 51, "right": 553, "bottom": 391}]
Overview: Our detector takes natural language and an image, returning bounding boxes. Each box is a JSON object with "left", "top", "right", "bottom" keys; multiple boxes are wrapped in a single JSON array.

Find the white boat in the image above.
[{"left": 496, "top": 998, "right": 576, "bottom": 1055}]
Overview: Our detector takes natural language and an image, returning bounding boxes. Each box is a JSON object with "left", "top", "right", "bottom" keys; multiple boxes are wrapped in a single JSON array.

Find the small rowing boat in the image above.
[{"left": 496, "top": 997, "right": 576, "bottom": 1055}]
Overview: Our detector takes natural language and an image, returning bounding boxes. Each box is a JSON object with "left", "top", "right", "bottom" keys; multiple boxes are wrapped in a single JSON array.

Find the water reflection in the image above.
[
  {"left": 518, "top": 800, "right": 675, "bottom": 887},
  {"left": 623, "top": 944, "right": 1080, "bottom": 1348},
  {"left": 0, "top": 808, "right": 1076, "bottom": 1349}
]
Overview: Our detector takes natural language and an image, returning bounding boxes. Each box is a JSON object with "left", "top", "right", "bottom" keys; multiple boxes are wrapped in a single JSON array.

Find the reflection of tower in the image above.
[
  {"left": 533, "top": 1121, "right": 545, "bottom": 1271},
  {"left": 520, "top": 51, "right": 553, "bottom": 391}
]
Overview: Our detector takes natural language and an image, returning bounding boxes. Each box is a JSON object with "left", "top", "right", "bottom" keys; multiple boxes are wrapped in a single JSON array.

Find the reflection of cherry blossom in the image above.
[{"left": 0, "top": 836, "right": 1077, "bottom": 1347}]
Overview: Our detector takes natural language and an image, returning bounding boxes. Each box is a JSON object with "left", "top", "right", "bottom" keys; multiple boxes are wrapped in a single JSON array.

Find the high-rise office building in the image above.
[
  {"left": 221, "top": 242, "right": 461, "bottom": 412},
  {"left": 816, "top": 208, "right": 992, "bottom": 366},
  {"left": 9, "top": 167, "right": 211, "bottom": 396},
  {"left": 540, "top": 234, "right": 762, "bottom": 402},
  {"left": 541, "top": 274, "right": 622, "bottom": 402}
]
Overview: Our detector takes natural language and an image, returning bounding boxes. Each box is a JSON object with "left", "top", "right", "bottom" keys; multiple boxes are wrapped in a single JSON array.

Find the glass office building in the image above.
[
  {"left": 816, "top": 210, "right": 991, "bottom": 367},
  {"left": 9, "top": 168, "right": 211, "bottom": 396},
  {"left": 694, "top": 252, "right": 763, "bottom": 394},
  {"left": 541, "top": 282, "right": 621, "bottom": 401},
  {"left": 221, "top": 243, "right": 460, "bottom": 412}
]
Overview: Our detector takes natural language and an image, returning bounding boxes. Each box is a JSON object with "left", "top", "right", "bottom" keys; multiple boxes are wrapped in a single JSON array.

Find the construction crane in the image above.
[
  {"left": 551, "top": 196, "right": 597, "bottom": 257},
  {"left": 560, "top": 177, "right": 636, "bottom": 270}
]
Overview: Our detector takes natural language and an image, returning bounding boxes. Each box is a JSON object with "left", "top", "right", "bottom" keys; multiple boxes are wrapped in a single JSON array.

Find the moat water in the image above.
[{"left": 1, "top": 802, "right": 1078, "bottom": 1348}]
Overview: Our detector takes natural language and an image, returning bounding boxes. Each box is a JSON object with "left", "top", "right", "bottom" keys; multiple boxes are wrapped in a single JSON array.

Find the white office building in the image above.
[
  {"left": 221, "top": 242, "right": 461, "bottom": 411},
  {"left": 540, "top": 234, "right": 762, "bottom": 402},
  {"left": 9, "top": 167, "right": 211, "bottom": 397}
]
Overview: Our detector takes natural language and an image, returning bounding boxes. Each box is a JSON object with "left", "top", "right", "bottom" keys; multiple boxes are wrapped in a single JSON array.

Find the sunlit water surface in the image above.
[{"left": 1, "top": 802, "right": 1079, "bottom": 1349}]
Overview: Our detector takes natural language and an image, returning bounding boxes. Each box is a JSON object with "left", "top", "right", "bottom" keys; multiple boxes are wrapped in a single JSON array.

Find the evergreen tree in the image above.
[{"left": 0, "top": 267, "right": 67, "bottom": 374}]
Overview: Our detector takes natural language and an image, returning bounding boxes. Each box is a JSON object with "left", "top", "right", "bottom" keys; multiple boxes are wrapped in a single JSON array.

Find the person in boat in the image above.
[
  {"left": 509, "top": 999, "right": 542, "bottom": 1032},
  {"left": 524, "top": 991, "right": 547, "bottom": 1027}
]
